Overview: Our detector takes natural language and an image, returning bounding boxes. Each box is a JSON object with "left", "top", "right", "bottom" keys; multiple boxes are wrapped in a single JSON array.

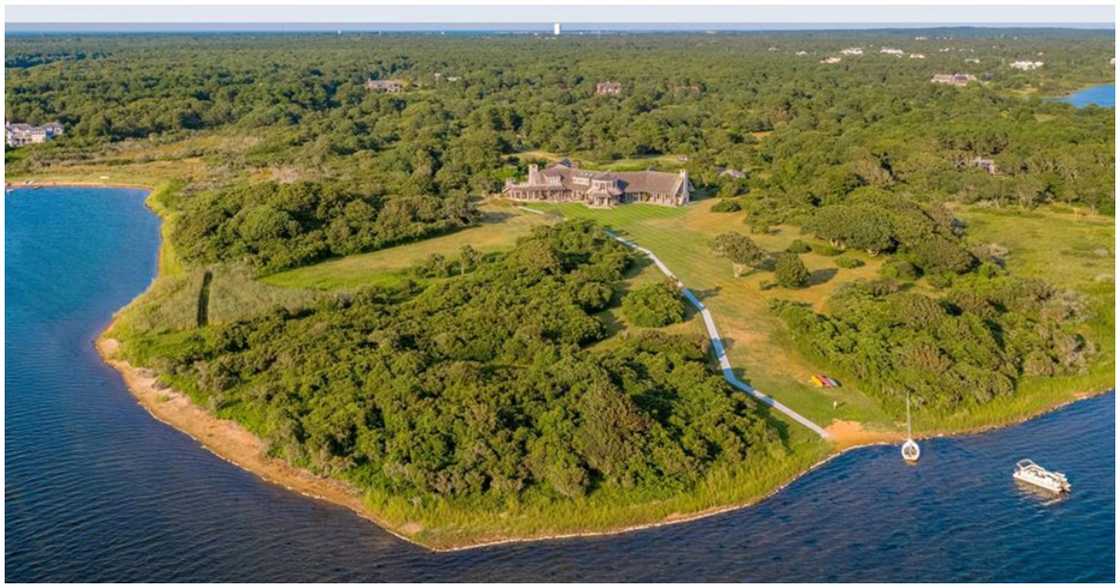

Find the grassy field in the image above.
[
  {"left": 524, "top": 198, "right": 1117, "bottom": 437},
  {"left": 263, "top": 202, "right": 554, "bottom": 290},
  {"left": 524, "top": 198, "right": 897, "bottom": 431}
]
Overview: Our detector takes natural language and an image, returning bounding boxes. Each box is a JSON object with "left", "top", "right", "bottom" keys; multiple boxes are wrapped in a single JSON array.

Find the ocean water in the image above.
[
  {"left": 5, "top": 186, "right": 1115, "bottom": 582},
  {"left": 1059, "top": 83, "right": 1116, "bottom": 108}
]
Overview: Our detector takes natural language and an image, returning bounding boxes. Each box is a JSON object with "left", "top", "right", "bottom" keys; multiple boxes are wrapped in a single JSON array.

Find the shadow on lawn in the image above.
[{"left": 807, "top": 267, "right": 838, "bottom": 287}]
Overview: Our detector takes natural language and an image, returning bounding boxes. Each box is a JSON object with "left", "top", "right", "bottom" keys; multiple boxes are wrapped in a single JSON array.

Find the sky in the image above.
[{"left": 5, "top": 4, "right": 1116, "bottom": 30}]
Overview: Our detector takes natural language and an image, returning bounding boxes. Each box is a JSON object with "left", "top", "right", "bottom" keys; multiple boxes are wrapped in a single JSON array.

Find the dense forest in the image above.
[
  {"left": 7, "top": 30, "right": 1115, "bottom": 213},
  {"left": 129, "top": 221, "right": 777, "bottom": 500},
  {"left": 5, "top": 30, "right": 1113, "bottom": 517}
]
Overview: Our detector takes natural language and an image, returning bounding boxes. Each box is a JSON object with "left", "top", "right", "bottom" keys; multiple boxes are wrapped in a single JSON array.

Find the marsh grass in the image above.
[{"left": 362, "top": 426, "right": 829, "bottom": 549}]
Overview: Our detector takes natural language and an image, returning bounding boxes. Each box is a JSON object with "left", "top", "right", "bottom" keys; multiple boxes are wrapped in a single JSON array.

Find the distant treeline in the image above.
[{"left": 6, "top": 31, "right": 1115, "bottom": 215}]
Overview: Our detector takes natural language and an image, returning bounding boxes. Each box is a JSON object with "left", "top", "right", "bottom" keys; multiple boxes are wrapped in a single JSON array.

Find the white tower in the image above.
[{"left": 554, "top": 22, "right": 561, "bottom": 36}]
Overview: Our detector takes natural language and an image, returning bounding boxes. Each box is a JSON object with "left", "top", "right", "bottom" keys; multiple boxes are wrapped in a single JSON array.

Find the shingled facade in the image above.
[{"left": 503, "top": 162, "right": 691, "bottom": 208}]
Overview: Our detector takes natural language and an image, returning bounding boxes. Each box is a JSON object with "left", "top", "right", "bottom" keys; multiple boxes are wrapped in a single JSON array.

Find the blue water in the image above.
[
  {"left": 1059, "top": 83, "right": 1115, "bottom": 108},
  {"left": 6, "top": 186, "right": 1115, "bottom": 582}
]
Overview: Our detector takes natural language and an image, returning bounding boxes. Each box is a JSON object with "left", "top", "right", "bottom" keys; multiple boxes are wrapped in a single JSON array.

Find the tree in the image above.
[
  {"left": 459, "top": 244, "right": 482, "bottom": 274},
  {"left": 774, "top": 253, "right": 810, "bottom": 288},
  {"left": 710, "top": 232, "right": 771, "bottom": 276},
  {"left": 621, "top": 281, "right": 687, "bottom": 327}
]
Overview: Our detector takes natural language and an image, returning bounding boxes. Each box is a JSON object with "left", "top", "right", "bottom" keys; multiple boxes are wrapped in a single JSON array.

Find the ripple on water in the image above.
[{"left": 5, "top": 187, "right": 1115, "bottom": 582}]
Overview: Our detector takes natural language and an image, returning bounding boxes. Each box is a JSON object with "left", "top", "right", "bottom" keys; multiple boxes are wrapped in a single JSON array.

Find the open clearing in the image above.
[
  {"left": 523, "top": 198, "right": 896, "bottom": 430},
  {"left": 263, "top": 202, "right": 553, "bottom": 290}
]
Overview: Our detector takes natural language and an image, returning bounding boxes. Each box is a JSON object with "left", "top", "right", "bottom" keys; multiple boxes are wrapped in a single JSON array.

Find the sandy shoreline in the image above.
[
  {"left": 7, "top": 178, "right": 157, "bottom": 191},
  {"left": 63, "top": 174, "right": 1111, "bottom": 551},
  {"left": 95, "top": 326, "right": 1110, "bottom": 552},
  {"left": 94, "top": 333, "right": 434, "bottom": 551}
]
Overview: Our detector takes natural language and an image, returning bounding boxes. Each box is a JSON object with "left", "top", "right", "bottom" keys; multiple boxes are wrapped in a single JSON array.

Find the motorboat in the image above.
[{"left": 1013, "top": 459, "right": 1070, "bottom": 494}]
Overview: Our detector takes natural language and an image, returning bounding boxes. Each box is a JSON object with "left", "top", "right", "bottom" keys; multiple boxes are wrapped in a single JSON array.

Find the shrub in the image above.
[
  {"left": 881, "top": 259, "right": 920, "bottom": 281},
  {"left": 866, "top": 278, "right": 901, "bottom": 296},
  {"left": 711, "top": 199, "right": 742, "bottom": 213},
  {"left": 774, "top": 253, "right": 811, "bottom": 289},
  {"left": 621, "top": 282, "right": 687, "bottom": 327},
  {"left": 786, "top": 240, "right": 811, "bottom": 254},
  {"left": 814, "top": 243, "right": 843, "bottom": 257},
  {"left": 908, "top": 235, "right": 976, "bottom": 275},
  {"left": 710, "top": 232, "right": 771, "bottom": 276},
  {"left": 834, "top": 256, "right": 864, "bottom": 269},
  {"left": 927, "top": 272, "right": 954, "bottom": 289}
]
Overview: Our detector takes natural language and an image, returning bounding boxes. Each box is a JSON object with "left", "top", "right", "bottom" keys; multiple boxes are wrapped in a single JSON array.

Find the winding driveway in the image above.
[{"left": 606, "top": 231, "right": 832, "bottom": 440}]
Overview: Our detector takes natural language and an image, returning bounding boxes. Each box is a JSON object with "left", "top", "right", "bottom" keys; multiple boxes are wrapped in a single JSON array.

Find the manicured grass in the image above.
[
  {"left": 525, "top": 199, "right": 896, "bottom": 431},
  {"left": 263, "top": 203, "right": 553, "bottom": 290},
  {"left": 588, "top": 256, "right": 708, "bottom": 350}
]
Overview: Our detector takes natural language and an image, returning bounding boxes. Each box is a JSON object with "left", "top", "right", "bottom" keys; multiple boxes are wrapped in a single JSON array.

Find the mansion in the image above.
[
  {"left": 503, "top": 162, "right": 692, "bottom": 208},
  {"left": 6, "top": 121, "right": 64, "bottom": 147}
]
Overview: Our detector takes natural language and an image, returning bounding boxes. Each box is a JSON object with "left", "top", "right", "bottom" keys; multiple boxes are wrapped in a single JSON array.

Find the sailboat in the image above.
[{"left": 901, "top": 393, "right": 920, "bottom": 463}]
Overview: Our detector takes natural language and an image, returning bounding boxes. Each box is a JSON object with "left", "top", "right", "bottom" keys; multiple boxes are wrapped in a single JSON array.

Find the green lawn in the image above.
[
  {"left": 525, "top": 199, "right": 896, "bottom": 432},
  {"left": 527, "top": 199, "right": 1116, "bottom": 438},
  {"left": 263, "top": 203, "right": 553, "bottom": 290}
]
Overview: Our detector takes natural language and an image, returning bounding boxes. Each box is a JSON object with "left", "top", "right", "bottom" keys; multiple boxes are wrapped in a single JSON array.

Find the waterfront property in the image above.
[
  {"left": 6, "top": 121, "right": 63, "bottom": 147},
  {"left": 503, "top": 162, "right": 691, "bottom": 207},
  {"left": 1010, "top": 60, "right": 1044, "bottom": 71},
  {"left": 931, "top": 73, "right": 977, "bottom": 87},
  {"left": 365, "top": 79, "right": 405, "bottom": 93}
]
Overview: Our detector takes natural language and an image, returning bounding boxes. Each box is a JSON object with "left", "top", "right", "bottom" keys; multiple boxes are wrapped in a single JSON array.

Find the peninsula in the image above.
[{"left": 6, "top": 29, "right": 1113, "bottom": 550}]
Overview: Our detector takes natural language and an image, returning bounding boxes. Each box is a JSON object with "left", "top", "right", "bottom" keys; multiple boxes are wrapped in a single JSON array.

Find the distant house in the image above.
[
  {"left": 909, "top": 53, "right": 926, "bottom": 59},
  {"left": 931, "top": 73, "right": 977, "bottom": 87},
  {"left": 1010, "top": 60, "right": 1044, "bottom": 71},
  {"left": 969, "top": 157, "right": 998, "bottom": 175},
  {"left": 503, "top": 162, "right": 691, "bottom": 208},
  {"left": 840, "top": 47, "right": 863, "bottom": 56},
  {"left": 5, "top": 121, "right": 63, "bottom": 147},
  {"left": 795, "top": 50, "right": 808, "bottom": 56},
  {"left": 965, "top": 58, "right": 981, "bottom": 64},
  {"left": 365, "top": 79, "right": 405, "bottom": 93},
  {"left": 880, "top": 47, "right": 904, "bottom": 56},
  {"left": 820, "top": 57, "right": 842, "bottom": 64},
  {"left": 595, "top": 81, "right": 623, "bottom": 96},
  {"left": 719, "top": 168, "right": 746, "bottom": 179}
]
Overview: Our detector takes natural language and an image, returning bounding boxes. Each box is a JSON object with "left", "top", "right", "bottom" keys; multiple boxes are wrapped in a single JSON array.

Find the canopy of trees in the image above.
[
  {"left": 6, "top": 30, "right": 1115, "bottom": 219},
  {"left": 771, "top": 271, "right": 1096, "bottom": 414},
  {"left": 172, "top": 182, "right": 478, "bottom": 273},
  {"left": 621, "top": 281, "right": 688, "bottom": 327},
  {"left": 137, "top": 221, "right": 777, "bottom": 503}
]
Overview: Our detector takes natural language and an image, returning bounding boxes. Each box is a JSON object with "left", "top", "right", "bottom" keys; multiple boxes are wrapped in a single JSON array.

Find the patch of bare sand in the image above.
[{"left": 826, "top": 420, "right": 905, "bottom": 450}]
